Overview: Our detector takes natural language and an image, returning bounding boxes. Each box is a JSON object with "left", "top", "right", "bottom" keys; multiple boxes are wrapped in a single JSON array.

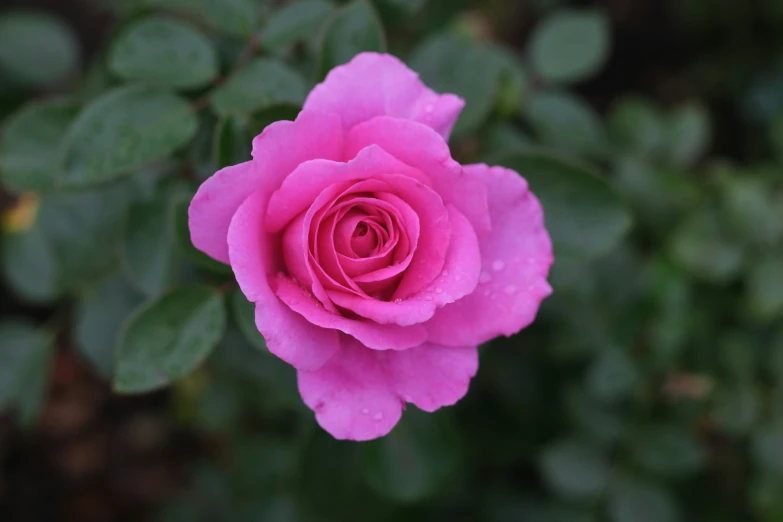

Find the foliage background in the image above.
[{"left": 1, "top": 0, "right": 783, "bottom": 521}]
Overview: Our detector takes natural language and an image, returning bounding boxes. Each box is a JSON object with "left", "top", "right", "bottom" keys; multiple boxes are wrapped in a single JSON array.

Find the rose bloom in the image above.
[{"left": 189, "top": 53, "right": 553, "bottom": 441}]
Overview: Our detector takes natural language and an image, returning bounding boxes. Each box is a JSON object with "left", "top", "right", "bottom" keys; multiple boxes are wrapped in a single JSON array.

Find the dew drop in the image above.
[
  {"left": 373, "top": 412, "right": 384, "bottom": 421},
  {"left": 394, "top": 298, "right": 403, "bottom": 303},
  {"left": 479, "top": 271, "right": 492, "bottom": 284},
  {"left": 361, "top": 408, "right": 370, "bottom": 415},
  {"left": 503, "top": 284, "right": 519, "bottom": 296},
  {"left": 492, "top": 259, "right": 506, "bottom": 271}
]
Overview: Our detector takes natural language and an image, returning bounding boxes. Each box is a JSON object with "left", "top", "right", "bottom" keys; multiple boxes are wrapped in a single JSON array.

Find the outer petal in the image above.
[
  {"left": 385, "top": 343, "right": 478, "bottom": 412},
  {"left": 297, "top": 336, "right": 403, "bottom": 441},
  {"left": 425, "top": 165, "right": 554, "bottom": 346},
  {"left": 303, "top": 52, "right": 465, "bottom": 140},
  {"left": 345, "top": 117, "right": 491, "bottom": 235},
  {"left": 189, "top": 161, "right": 259, "bottom": 264},
  {"left": 297, "top": 337, "right": 480, "bottom": 441},
  {"left": 275, "top": 275, "right": 427, "bottom": 350},
  {"left": 228, "top": 189, "right": 339, "bottom": 371},
  {"left": 189, "top": 110, "right": 343, "bottom": 263}
]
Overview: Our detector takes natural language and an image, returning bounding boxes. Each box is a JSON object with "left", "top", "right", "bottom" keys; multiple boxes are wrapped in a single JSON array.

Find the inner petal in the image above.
[{"left": 350, "top": 221, "right": 379, "bottom": 257}]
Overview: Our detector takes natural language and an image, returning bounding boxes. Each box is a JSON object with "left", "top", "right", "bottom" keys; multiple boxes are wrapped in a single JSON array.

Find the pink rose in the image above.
[{"left": 189, "top": 53, "right": 553, "bottom": 441}]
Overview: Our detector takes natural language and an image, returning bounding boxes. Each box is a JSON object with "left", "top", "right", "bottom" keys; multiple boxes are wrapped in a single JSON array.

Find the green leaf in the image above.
[
  {"left": 566, "top": 388, "right": 628, "bottom": 443},
  {"left": 246, "top": 104, "right": 301, "bottom": 138},
  {"left": 211, "top": 58, "right": 307, "bottom": 116},
  {"left": 146, "top": 0, "right": 261, "bottom": 37},
  {"left": 362, "top": 409, "right": 461, "bottom": 502},
  {"left": 410, "top": 33, "right": 504, "bottom": 136},
  {"left": 74, "top": 272, "right": 144, "bottom": 379},
  {"left": 609, "top": 478, "right": 679, "bottom": 522},
  {"left": 212, "top": 117, "right": 251, "bottom": 170},
  {"left": 122, "top": 197, "right": 178, "bottom": 297},
  {"left": 718, "top": 173, "right": 783, "bottom": 245},
  {"left": 316, "top": 0, "right": 386, "bottom": 79},
  {"left": 492, "top": 151, "right": 632, "bottom": 262},
  {"left": 607, "top": 97, "right": 665, "bottom": 158},
  {"left": 753, "top": 424, "right": 783, "bottom": 475},
  {"left": 713, "top": 386, "right": 761, "bottom": 436},
  {"left": 108, "top": 16, "right": 218, "bottom": 89},
  {"left": 0, "top": 11, "right": 80, "bottom": 88},
  {"left": 171, "top": 192, "right": 233, "bottom": 275},
  {"left": 525, "top": 90, "right": 608, "bottom": 158},
  {"left": 114, "top": 285, "right": 227, "bottom": 394},
  {"left": 530, "top": 8, "right": 610, "bottom": 84},
  {"left": 670, "top": 206, "right": 744, "bottom": 283},
  {"left": 540, "top": 439, "right": 610, "bottom": 499},
  {"left": 662, "top": 102, "right": 710, "bottom": 168},
  {"left": 0, "top": 99, "right": 78, "bottom": 193},
  {"left": 585, "top": 349, "right": 638, "bottom": 403},
  {"left": 632, "top": 427, "right": 705, "bottom": 478},
  {"left": 231, "top": 288, "right": 267, "bottom": 352},
  {"left": 2, "top": 221, "right": 59, "bottom": 303},
  {"left": 3, "top": 184, "right": 131, "bottom": 302},
  {"left": 260, "top": 0, "right": 335, "bottom": 50},
  {"left": 745, "top": 252, "right": 783, "bottom": 321},
  {"left": 481, "top": 122, "right": 533, "bottom": 159},
  {"left": 613, "top": 157, "right": 697, "bottom": 231},
  {"left": 490, "top": 45, "right": 530, "bottom": 117},
  {"left": 0, "top": 319, "right": 53, "bottom": 425},
  {"left": 0, "top": 320, "right": 48, "bottom": 408},
  {"left": 751, "top": 473, "right": 783, "bottom": 522},
  {"left": 59, "top": 85, "right": 198, "bottom": 187}
]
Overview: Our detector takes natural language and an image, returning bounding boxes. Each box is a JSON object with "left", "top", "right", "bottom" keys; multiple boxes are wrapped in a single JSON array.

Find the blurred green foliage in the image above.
[{"left": 1, "top": 0, "right": 782, "bottom": 521}]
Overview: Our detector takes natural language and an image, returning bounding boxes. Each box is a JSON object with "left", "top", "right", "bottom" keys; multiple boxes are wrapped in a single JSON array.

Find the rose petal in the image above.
[
  {"left": 303, "top": 52, "right": 464, "bottom": 140},
  {"left": 283, "top": 211, "right": 340, "bottom": 312},
  {"left": 271, "top": 148, "right": 451, "bottom": 299},
  {"left": 425, "top": 165, "right": 554, "bottom": 346},
  {"left": 297, "top": 336, "right": 403, "bottom": 441},
  {"left": 189, "top": 161, "right": 258, "bottom": 264},
  {"left": 189, "top": 111, "right": 343, "bottom": 263},
  {"left": 385, "top": 343, "right": 478, "bottom": 412},
  {"left": 227, "top": 189, "right": 339, "bottom": 371},
  {"left": 275, "top": 275, "right": 427, "bottom": 350},
  {"left": 297, "top": 336, "right": 479, "bottom": 441},
  {"left": 266, "top": 145, "right": 429, "bottom": 233},
  {"left": 327, "top": 205, "right": 480, "bottom": 326},
  {"left": 345, "top": 116, "right": 491, "bottom": 235}
]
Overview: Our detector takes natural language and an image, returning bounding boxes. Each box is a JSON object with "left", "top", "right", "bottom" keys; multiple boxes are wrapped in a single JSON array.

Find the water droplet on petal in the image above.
[
  {"left": 503, "top": 284, "right": 519, "bottom": 296},
  {"left": 373, "top": 412, "right": 384, "bottom": 421},
  {"left": 479, "top": 271, "right": 492, "bottom": 284},
  {"left": 361, "top": 408, "right": 370, "bottom": 415},
  {"left": 492, "top": 260, "right": 506, "bottom": 271},
  {"left": 394, "top": 298, "right": 403, "bottom": 303}
]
